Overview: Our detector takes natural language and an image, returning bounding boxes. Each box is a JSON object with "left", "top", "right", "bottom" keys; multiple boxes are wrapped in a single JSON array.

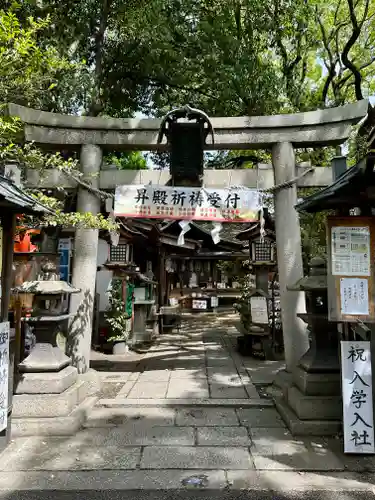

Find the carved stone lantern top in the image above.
[
  {"left": 12, "top": 281, "right": 80, "bottom": 295},
  {"left": 287, "top": 257, "right": 327, "bottom": 292}
]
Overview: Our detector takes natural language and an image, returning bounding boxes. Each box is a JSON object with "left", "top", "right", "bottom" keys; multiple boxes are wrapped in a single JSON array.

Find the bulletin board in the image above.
[{"left": 327, "top": 216, "right": 375, "bottom": 323}]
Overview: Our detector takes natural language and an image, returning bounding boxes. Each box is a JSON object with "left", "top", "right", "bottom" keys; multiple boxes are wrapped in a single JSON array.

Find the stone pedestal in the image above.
[
  {"left": 13, "top": 319, "right": 100, "bottom": 436},
  {"left": 274, "top": 258, "right": 342, "bottom": 436}
]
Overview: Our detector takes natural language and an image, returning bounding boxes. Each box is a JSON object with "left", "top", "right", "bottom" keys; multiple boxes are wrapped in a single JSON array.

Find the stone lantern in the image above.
[
  {"left": 276, "top": 257, "right": 342, "bottom": 435},
  {"left": 235, "top": 216, "right": 278, "bottom": 359},
  {"left": 12, "top": 254, "right": 80, "bottom": 372}
]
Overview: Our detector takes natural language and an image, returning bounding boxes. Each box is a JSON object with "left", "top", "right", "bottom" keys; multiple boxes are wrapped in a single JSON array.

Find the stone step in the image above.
[
  {"left": 0, "top": 469, "right": 373, "bottom": 496},
  {"left": 11, "top": 396, "right": 97, "bottom": 437},
  {"left": 15, "top": 365, "right": 78, "bottom": 395},
  {"left": 98, "top": 397, "right": 274, "bottom": 408},
  {"left": 13, "top": 379, "right": 89, "bottom": 418},
  {"left": 275, "top": 395, "right": 341, "bottom": 436}
]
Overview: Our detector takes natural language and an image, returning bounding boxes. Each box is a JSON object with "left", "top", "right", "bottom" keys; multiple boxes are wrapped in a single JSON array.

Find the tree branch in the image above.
[
  {"left": 316, "top": 8, "right": 338, "bottom": 104},
  {"left": 89, "top": 0, "right": 112, "bottom": 116},
  {"left": 120, "top": 72, "right": 218, "bottom": 100},
  {"left": 341, "top": 0, "right": 370, "bottom": 101}
]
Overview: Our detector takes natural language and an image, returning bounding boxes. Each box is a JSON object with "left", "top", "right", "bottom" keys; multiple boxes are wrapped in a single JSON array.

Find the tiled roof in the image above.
[
  {"left": 0, "top": 175, "right": 52, "bottom": 213},
  {"left": 296, "top": 155, "right": 375, "bottom": 213}
]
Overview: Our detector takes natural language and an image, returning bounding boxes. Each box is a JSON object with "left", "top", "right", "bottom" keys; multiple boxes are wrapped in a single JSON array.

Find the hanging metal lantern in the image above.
[{"left": 157, "top": 105, "right": 214, "bottom": 185}]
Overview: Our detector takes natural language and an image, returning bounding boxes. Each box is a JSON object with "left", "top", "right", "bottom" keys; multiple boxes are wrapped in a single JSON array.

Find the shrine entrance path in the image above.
[
  {"left": 3, "top": 312, "right": 375, "bottom": 495},
  {"left": 92, "top": 311, "right": 283, "bottom": 402}
]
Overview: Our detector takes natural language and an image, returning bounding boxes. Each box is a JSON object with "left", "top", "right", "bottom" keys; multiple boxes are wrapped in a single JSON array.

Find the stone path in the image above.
[
  {"left": 94, "top": 312, "right": 283, "bottom": 403},
  {"left": 1, "top": 312, "right": 375, "bottom": 495}
]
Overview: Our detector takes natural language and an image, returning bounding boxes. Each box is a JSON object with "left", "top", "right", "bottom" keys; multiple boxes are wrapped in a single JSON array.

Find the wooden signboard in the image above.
[{"left": 327, "top": 216, "right": 375, "bottom": 323}]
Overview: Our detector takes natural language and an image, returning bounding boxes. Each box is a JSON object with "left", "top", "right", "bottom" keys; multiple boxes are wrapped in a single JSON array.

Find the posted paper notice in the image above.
[{"left": 340, "top": 278, "right": 369, "bottom": 316}]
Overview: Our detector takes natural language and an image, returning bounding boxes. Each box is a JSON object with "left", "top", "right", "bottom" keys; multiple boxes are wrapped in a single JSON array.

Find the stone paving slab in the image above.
[
  {"left": 30, "top": 425, "right": 193, "bottom": 448},
  {"left": 226, "top": 470, "right": 375, "bottom": 491},
  {"left": 237, "top": 408, "right": 285, "bottom": 428},
  {"left": 206, "top": 367, "right": 239, "bottom": 378},
  {"left": 137, "top": 370, "right": 171, "bottom": 382},
  {"left": 98, "top": 373, "right": 134, "bottom": 382},
  {"left": 250, "top": 427, "right": 297, "bottom": 455},
  {"left": 252, "top": 454, "right": 344, "bottom": 472},
  {"left": 249, "top": 428, "right": 344, "bottom": 471},
  {"left": 210, "top": 385, "right": 248, "bottom": 399},
  {"left": 100, "top": 398, "right": 273, "bottom": 407},
  {"left": 244, "top": 360, "right": 285, "bottom": 384},
  {"left": 244, "top": 384, "right": 261, "bottom": 398},
  {"left": 2, "top": 438, "right": 141, "bottom": 471},
  {"left": 172, "top": 360, "right": 206, "bottom": 369},
  {"left": 140, "top": 446, "right": 254, "bottom": 469},
  {"left": 0, "top": 470, "right": 374, "bottom": 494},
  {"left": 115, "top": 381, "right": 137, "bottom": 398},
  {"left": 321, "top": 436, "right": 375, "bottom": 472},
  {"left": 167, "top": 380, "right": 209, "bottom": 399},
  {"left": 197, "top": 427, "right": 251, "bottom": 446},
  {"left": 94, "top": 426, "right": 195, "bottom": 446},
  {"left": 207, "top": 374, "right": 243, "bottom": 386},
  {"left": 176, "top": 408, "right": 239, "bottom": 427},
  {"left": 169, "top": 369, "right": 207, "bottom": 379},
  {"left": 0, "top": 469, "right": 228, "bottom": 490},
  {"left": 128, "top": 382, "right": 169, "bottom": 399},
  {"left": 84, "top": 407, "right": 176, "bottom": 427},
  {"left": 206, "top": 358, "right": 237, "bottom": 368}
]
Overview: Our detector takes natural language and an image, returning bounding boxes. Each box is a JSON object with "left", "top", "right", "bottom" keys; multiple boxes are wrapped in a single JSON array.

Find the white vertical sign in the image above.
[
  {"left": 341, "top": 341, "right": 375, "bottom": 454},
  {"left": 250, "top": 296, "right": 269, "bottom": 324},
  {"left": 0, "top": 322, "right": 9, "bottom": 432}
]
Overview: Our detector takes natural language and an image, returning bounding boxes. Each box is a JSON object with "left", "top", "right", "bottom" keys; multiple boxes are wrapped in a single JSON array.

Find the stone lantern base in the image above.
[
  {"left": 274, "top": 368, "right": 342, "bottom": 436},
  {"left": 274, "top": 333, "right": 342, "bottom": 436},
  {"left": 274, "top": 258, "right": 342, "bottom": 436},
  {"left": 11, "top": 320, "right": 101, "bottom": 436}
]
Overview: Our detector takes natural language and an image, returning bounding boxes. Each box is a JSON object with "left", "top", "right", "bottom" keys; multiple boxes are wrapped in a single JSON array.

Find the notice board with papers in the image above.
[{"left": 327, "top": 216, "right": 375, "bottom": 323}]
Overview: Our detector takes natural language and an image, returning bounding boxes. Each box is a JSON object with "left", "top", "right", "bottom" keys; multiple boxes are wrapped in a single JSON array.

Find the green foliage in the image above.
[
  {"left": 105, "top": 151, "right": 147, "bottom": 170},
  {"left": 0, "top": 10, "right": 74, "bottom": 108},
  {"left": 4, "top": 0, "right": 374, "bottom": 121},
  {"left": 1, "top": 0, "right": 374, "bottom": 241},
  {"left": 0, "top": 8, "right": 118, "bottom": 231},
  {"left": 105, "top": 279, "right": 133, "bottom": 343},
  {"left": 298, "top": 188, "right": 331, "bottom": 271},
  {"left": 43, "top": 210, "right": 119, "bottom": 232}
]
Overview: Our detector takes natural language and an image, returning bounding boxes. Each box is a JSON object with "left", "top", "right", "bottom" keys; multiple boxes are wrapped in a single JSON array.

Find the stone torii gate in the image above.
[{"left": 8, "top": 100, "right": 368, "bottom": 374}]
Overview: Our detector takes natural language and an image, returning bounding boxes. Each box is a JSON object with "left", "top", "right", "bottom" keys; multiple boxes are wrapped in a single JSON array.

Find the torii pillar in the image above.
[
  {"left": 272, "top": 142, "right": 308, "bottom": 370},
  {"left": 67, "top": 145, "right": 102, "bottom": 373}
]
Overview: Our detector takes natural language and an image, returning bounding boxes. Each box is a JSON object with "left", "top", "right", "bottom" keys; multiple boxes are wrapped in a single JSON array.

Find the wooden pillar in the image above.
[
  {"left": 1, "top": 214, "right": 16, "bottom": 322},
  {"left": 156, "top": 242, "right": 165, "bottom": 334}
]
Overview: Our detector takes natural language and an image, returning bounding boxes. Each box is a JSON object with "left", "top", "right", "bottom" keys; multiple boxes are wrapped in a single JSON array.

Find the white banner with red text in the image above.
[{"left": 114, "top": 185, "right": 261, "bottom": 222}]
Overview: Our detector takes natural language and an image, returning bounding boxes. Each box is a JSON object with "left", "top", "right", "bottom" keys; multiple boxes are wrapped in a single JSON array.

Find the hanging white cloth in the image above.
[
  {"left": 177, "top": 220, "right": 192, "bottom": 246},
  {"left": 211, "top": 222, "right": 223, "bottom": 244}
]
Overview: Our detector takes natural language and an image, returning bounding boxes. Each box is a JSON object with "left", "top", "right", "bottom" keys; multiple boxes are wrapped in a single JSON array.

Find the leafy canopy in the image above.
[{"left": 0, "top": 8, "right": 117, "bottom": 231}]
